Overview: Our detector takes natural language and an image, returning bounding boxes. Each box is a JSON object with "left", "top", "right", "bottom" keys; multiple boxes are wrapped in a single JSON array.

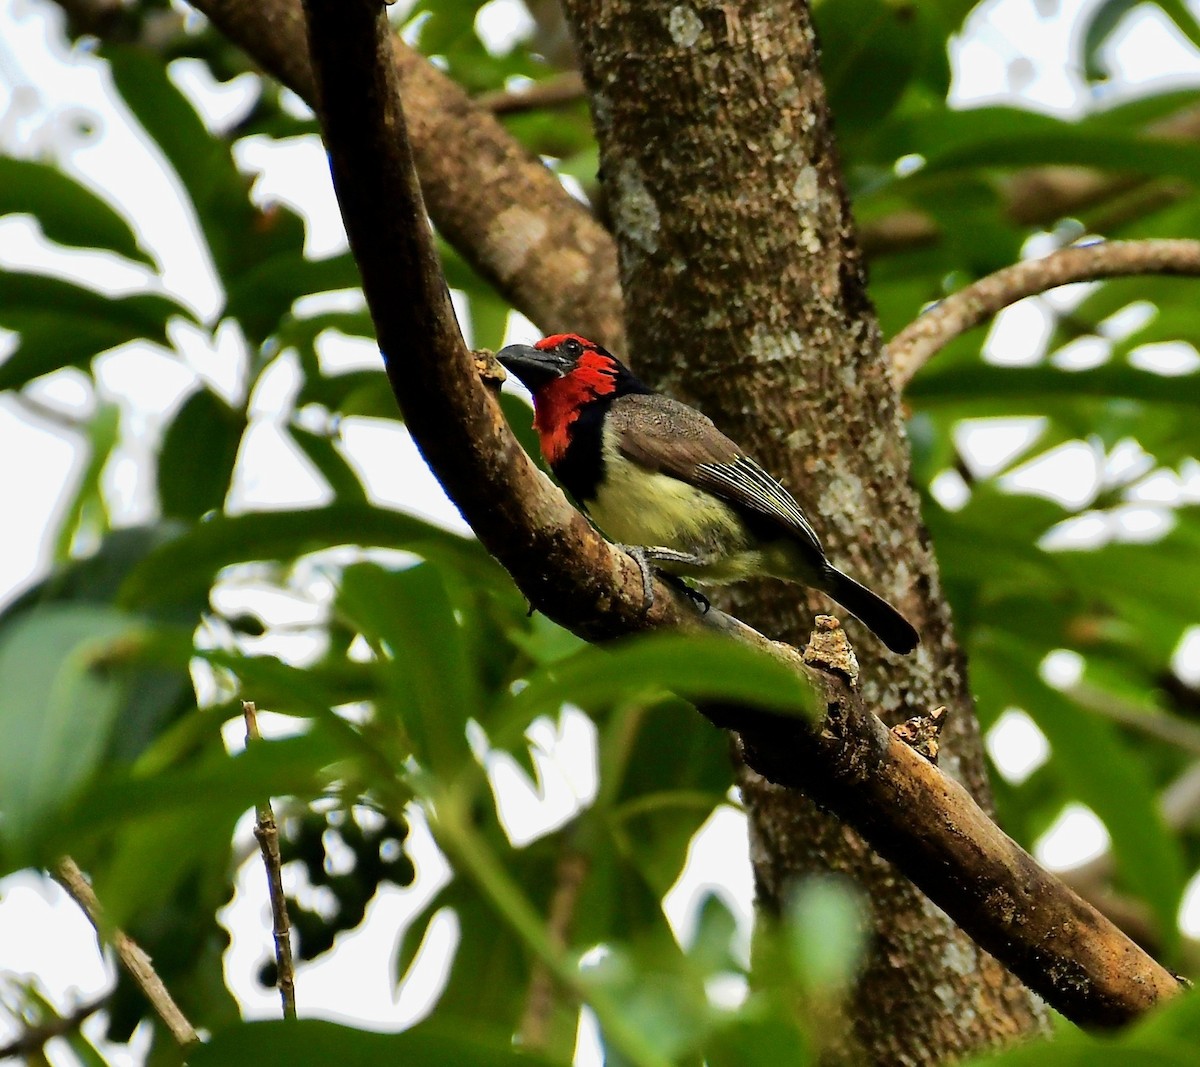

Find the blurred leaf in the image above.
[
  {"left": 0, "top": 604, "right": 141, "bottom": 860},
  {"left": 0, "top": 157, "right": 151, "bottom": 264},
  {"left": 784, "top": 876, "right": 867, "bottom": 994},
  {"left": 289, "top": 423, "right": 367, "bottom": 502},
  {"left": 816, "top": 0, "right": 920, "bottom": 130},
  {"left": 974, "top": 637, "right": 1186, "bottom": 950},
  {"left": 193, "top": 1017, "right": 569, "bottom": 1066},
  {"left": 338, "top": 562, "right": 477, "bottom": 774},
  {"left": 53, "top": 402, "right": 121, "bottom": 562},
  {"left": 1083, "top": 1, "right": 1200, "bottom": 83},
  {"left": 0, "top": 270, "right": 187, "bottom": 389},
  {"left": 119, "top": 504, "right": 494, "bottom": 609},
  {"left": 158, "top": 387, "right": 246, "bottom": 519},
  {"left": 501, "top": 633, "right": 814, "bottom": 730},
  {"left": 909, "top": 363, "right": 1200, "bottom": 413}
]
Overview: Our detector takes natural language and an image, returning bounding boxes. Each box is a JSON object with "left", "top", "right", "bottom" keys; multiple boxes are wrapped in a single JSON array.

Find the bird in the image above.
[{"left": 496, "top": 333, "right": 919, "bottom": 655}]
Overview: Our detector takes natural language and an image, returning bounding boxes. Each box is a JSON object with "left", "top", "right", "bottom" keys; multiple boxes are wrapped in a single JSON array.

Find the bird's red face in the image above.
[{"left": 497, "top": 334, "right": 625, "bottom": 465}]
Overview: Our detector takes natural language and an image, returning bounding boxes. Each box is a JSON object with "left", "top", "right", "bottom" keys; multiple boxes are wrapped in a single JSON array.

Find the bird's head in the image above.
[{"left": 497, "top": 334, "right": 648, "bottom": 464}]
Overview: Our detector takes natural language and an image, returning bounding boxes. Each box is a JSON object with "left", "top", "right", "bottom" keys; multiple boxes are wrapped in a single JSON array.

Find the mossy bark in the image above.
[{"left": 559, "top": 1, "right": 1049, "bottom": 1060}]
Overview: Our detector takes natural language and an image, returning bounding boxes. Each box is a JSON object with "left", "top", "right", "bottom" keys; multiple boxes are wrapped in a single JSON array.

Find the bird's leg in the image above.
[
  {"left": 617, "top": 544, "right": 656, "bottom": 612},
  {"left": 616, "top": 544, "right": 712, "bottom": 615}
]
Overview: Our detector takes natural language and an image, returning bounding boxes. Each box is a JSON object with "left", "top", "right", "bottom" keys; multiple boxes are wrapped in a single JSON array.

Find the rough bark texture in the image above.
[{"left": 558, "top": 1, "right": 1048, "bottom": 1061}]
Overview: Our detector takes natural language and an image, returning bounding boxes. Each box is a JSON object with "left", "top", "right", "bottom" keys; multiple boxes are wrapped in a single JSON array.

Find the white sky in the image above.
[{"left": 1, "top": 0, "right": 1200, "bottom": 1062}]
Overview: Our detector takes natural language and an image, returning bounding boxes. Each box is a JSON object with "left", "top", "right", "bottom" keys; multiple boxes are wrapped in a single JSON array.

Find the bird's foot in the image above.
[
  {"left": 662, "top": 573, "right": 710, "bottom": 614},
  {"left": 616, "top": 544, "right": 710, "bottom": 615},
  {"left": 617, "top": 544, "right": 656, "bottom": 613}
]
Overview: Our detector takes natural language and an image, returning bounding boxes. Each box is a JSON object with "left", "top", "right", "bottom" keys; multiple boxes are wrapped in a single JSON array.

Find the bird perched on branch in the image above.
[{"left": 497, "top": 333, "right": 919, "bottom": 655}]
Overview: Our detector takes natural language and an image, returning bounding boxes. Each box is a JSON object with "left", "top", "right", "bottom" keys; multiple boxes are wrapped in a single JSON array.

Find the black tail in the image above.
[{"left": 820, "top": 566, "right": 919, "bottom": 655}]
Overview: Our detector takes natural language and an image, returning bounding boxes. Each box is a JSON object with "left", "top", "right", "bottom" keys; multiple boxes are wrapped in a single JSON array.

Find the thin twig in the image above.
[
  {"left": 0, "top": 994, "right": 110, "bottom": 1060},
  {"left": 476, "top": 71, "right": 586, "bottom": 114},
  {"left": 1068, "top": 684, "right": 1200, "bottom": 758},
  {"left": 242, "top": 701, "right": 298, "bottom": 1020},
  {"left": 53, "top": 858, "right": 199, "bottom": 1047},
  {"left": 888, "top": 238, "right": 1200, "bottom": 386},
  {"left": 518, "top": 846, "right": 589, "bottom": 1050}
]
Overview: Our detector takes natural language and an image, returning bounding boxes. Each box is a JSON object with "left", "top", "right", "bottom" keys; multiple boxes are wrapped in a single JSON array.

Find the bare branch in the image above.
[
  {"left": 888, "top": 239, "right": 1200, "bottom": 386},
  {"left": 0, "top": 994, "right": 109, "bottom": 1061},
  {"left": 519, "top": 846, "right": 589, "bottom": 1050},
  {"left": 53, "top": 858, "right": 199, "bottom": 1048},
  {"left": 182, "top": 0, "right": 625, "bottom": 353},
  {"left": 242, "top": 701, "right": 298, "bottom": 1020},
  {"left": 297, "top": 2, "right": 1182, "bottom": 1027},
  {"left": 477, "top": 72, "right": 587, "bottom": 115}
]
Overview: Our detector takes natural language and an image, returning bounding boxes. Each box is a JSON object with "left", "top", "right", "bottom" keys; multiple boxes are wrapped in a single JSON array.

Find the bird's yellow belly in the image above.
[{"left": 585, "top": 459, "right": 760, "bottom": 581}]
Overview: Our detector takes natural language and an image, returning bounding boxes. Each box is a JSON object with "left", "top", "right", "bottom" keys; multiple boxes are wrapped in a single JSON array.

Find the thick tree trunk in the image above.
[{"left": 558, "top": 1, "right": 1049, "bottom": 1061}]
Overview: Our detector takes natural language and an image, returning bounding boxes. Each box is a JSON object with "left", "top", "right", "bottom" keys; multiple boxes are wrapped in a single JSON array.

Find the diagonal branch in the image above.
[
  {"left": 888, "top": 239, "right": 1200, "bottom": 386},
  {"left": 299, "top": 0, "right": 1182, "bottom": 1029},
  {"left": 184, "top": 0, "right": 625, "bottom": 353},
  {"left": 53, "top": 858, "right": 199, "bottom": 1048}
]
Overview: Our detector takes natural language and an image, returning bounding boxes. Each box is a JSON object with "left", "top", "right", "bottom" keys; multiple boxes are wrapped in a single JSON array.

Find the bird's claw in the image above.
[
  {"left": 618, "top": 544, "right": 656, "bottom": 613},
  {"left": 617, "top": 544, "right": 709, "bottom": 615}
]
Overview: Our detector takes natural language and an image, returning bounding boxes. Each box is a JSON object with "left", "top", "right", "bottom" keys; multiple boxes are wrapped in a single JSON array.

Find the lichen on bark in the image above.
[{"left": 559, "top": 0, "right": 1050, "bottom": 1060}]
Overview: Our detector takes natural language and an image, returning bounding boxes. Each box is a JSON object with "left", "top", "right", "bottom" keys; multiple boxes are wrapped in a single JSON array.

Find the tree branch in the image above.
[
  {"left": 888, "top": 239, "right": 1200, "bottom": 386},
  {"left": 299, "top": 0, "right": 1182, "bottom": 1028},
  {"left": 243, "top": 701, "right": 298, "bottom": 1020},
  {"left": 53, "top": 858, "right": 199, "bottom": 1048},
  {"left": 477, "top": 72, "right": 587, "bottom": 115},
  {"left": 183, "top": 0, "right": 625, "bottom": 353},
  {"left": 518, "top": 845, "right": 589, "bottom": 1050},
  {"left": 0, "top": 994, "right": 110, "bottom": 1061}
]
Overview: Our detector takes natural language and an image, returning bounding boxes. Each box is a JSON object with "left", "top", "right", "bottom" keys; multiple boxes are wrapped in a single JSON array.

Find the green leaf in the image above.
[
  {"left": 0, "top": 157, "right": 151, "bottom": 264},
  {"left": 289, "top": 423, "right": 367, "bottom": 502},
  {"left": 118, "top": 504, "right": 494, "bottom": 609},
  {"left": 158, "top": 387, "right": 246, "bottom": 519},
  {"left": 974, "top": 637, "right": 1186, "bottom": 950},
  {"left": 784, "top": 876, "right": 867, "bottom": 993},
  {"left": 816, "top": 0, "right": 920, "bottom": 130},
  {"left": 338, "top": 562, "right": 477, "bottom": 774},
  {"left": 502, "top": 633, "right": 814, "bottom": 730},
  {"left": 106, "top": 47, "right": 252, "bottom": 282},
  {"left": 908, "top": 363, "right": 1200, "bottom": 414},
  {"left": 192, "top": 1018, "right": 569, "bottom": 1066},
  {"left": 53, "top": 402, "right": 121, "bottom": 563},
  {"left": 0, "top": 270, "right": 187, "bottom": 389},
  {"left": 0, "top": 604, "right": 142, "bottom": 858}
]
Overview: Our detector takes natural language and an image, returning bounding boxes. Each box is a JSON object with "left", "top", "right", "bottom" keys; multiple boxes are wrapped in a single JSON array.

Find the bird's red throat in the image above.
[{"left": 531, "top": 353, "right": 618, "bottom": 465}]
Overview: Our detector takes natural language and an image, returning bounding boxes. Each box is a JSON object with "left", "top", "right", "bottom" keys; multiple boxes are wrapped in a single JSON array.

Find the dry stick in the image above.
[
  {"left": 242, "top": 701, "right": 298, "bottom": 1019},
  {"left": 888, "top": 238, "right": 1200, "bottom": 386},
  {"left": 518, "top": 847, "right": 589, "bottom": 1050},
  {"left": 296, "top": 0, "right": 1183, "bottom": 1028},
  {"left": 53, "top": 858, "right": 199, "bottom": 1048},
  {"left": 0, "top": 994, "right": 110, "bottom": 1060}
]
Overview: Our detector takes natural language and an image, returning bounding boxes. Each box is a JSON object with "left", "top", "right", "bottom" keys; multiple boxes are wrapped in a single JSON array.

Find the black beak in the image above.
[{"left": 496, "top": 344, "right": 572, "bottom": 391}]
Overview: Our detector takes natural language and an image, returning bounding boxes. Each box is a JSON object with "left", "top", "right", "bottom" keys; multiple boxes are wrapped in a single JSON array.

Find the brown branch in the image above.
[
  {"left": 888, "top": 239, "right": 1200, "bottom": 386},
  {"left": 182, "top": 0, "right": 624, "bottom": 353},
  {"left": 298, "top": 0, "right": 1182, "bottom": 1029},
  {"left": 242, "top": 701, "right": 298, "bottom": 1019},
  {"left": 0, "top": 994, "right": 110, "bottom": 1060},
  {"left": 53, "top": 858, "right": 199, "bottom": 1048},
  {"left": 518, "top": 846, "right": 589, "bottom": 1050},
  {"left": 477, "top": 72, "right": 587, "bottom": 115},
  {"left": 860, "top": 104, "right": 1200, "bottom": 257}
]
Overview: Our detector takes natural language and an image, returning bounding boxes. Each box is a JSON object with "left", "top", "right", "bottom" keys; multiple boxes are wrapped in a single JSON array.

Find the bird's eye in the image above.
[{"left": 562, "top": 337, "right": 583, "bottom": 358}]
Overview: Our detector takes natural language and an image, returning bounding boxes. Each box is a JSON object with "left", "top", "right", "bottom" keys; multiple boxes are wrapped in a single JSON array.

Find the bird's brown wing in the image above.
[{"left": 608, "top": 393, "right": 824, "bottom": 556}]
